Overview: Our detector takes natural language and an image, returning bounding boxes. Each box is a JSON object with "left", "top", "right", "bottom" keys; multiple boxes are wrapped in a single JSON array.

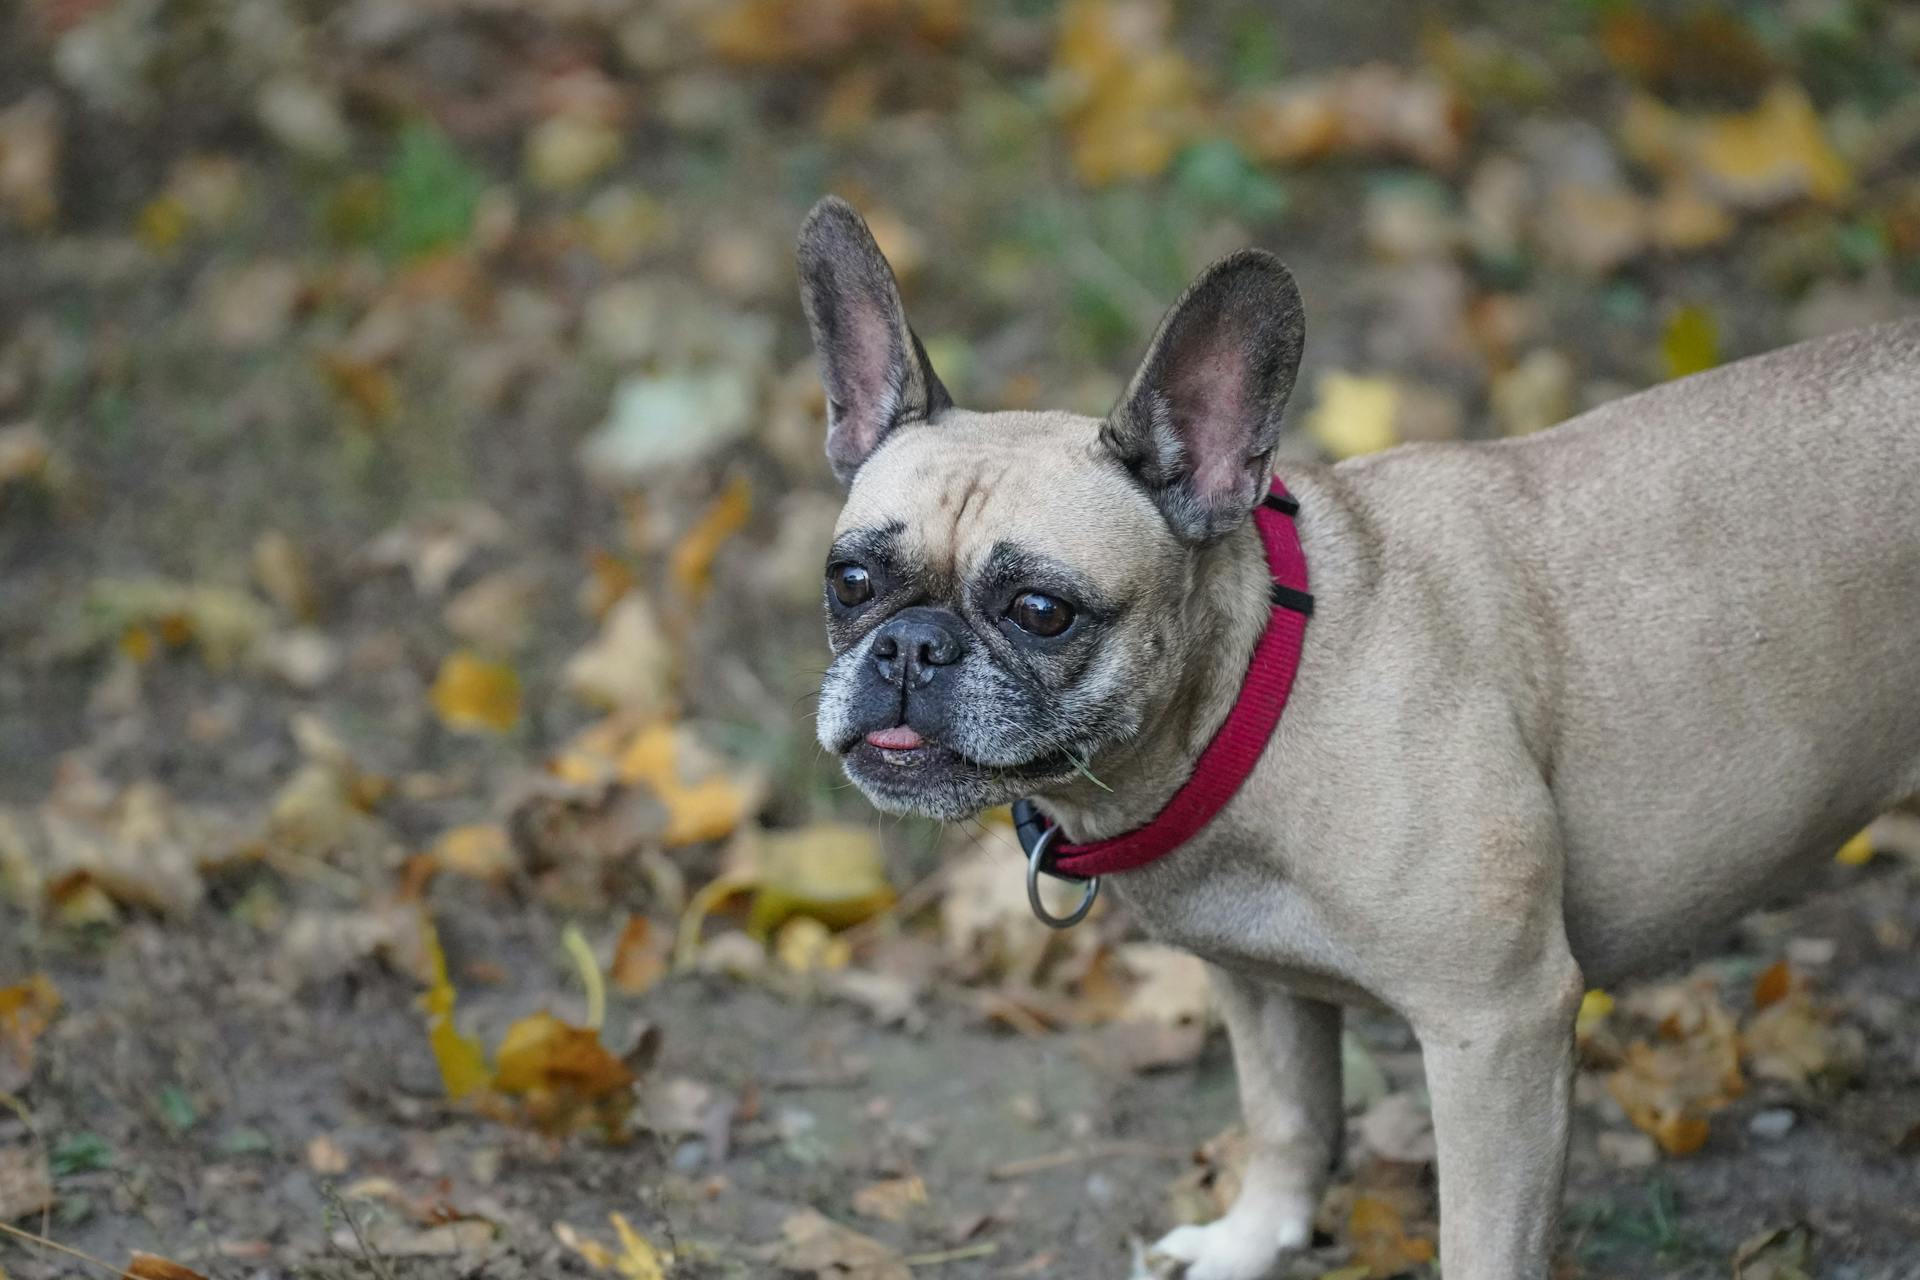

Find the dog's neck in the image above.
[{"left": 1033, "top": 490, "right": 1291, "bottom": 842}]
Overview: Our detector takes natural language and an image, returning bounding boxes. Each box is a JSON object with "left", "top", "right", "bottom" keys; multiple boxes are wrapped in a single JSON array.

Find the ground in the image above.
[{"left": 3, "top": 1, "right": 1920, "bottom": 1278}]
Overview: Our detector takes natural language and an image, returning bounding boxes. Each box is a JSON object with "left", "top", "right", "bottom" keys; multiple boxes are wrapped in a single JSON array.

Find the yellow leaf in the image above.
[
  {"left": 773, "top": 916, "right": 852, "bottom": 973},
  {"left": 418, "top": 914, "right": 490, "bottom": 1101},
  {"left": 749, "top": 824, "right": 895, "bottom": 936},
  {"left": 431, "top": 652, "right": 522, "bottom": 734},
  {"left": 669, "top": 475, "right": 751, "bottom": 600},
  {"left": 851, "top": 1175, "right": 928, "bottom": 1223},
  {"left": 136, "top": 196, "right": 189, "bottom": 252},
  {"left": 608, "top": 1213, "right": 667, "bottom": 1280},
  {"left": 430, "top": 824, "right": 515, "bottom": 882},
  {"left": 1695, "top": 83, "right": 1850, "bottom": 206},
  {"left": 0, "top": 973, "right": 60, "bottom": 1080},
  {"left": 492, "top": 1010, "right": 636, "bottom": 1135},
  {"left": 1662, "top": 304, "right": 1720, "bottom": 379},
  {"left": 616, "top": 722, "right": 753, "bottom": 846},
  {"left": 1054, "top": 0, "right": 1202, "bottom": 185},
  {"left": 1308, "top": 372, "right": 1401, "bottom": 459},
  {"left": 125, "top": 1255, "right": 211, "bottom": 1280},
  {"left": 1835, "top": 829, "right": 1873, "bottom": 866},
  {"left": 1576, "top": 988, "right": 1614, "bottom": 1040}
]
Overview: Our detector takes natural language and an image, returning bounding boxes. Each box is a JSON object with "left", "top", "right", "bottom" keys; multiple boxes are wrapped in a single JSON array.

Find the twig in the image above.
[
  {"left": 0, "top": 1221, "right": 141, "bottom": 1279},
  {"left": 988, "top": 1141, "right": 1189, "bottom": 1181},
  {"left": 904, "top": 1241, "right": 1000, "bottom": 1266},
  {"left": 322, "top": 1183, "right": 398, "bottom": 1280}
]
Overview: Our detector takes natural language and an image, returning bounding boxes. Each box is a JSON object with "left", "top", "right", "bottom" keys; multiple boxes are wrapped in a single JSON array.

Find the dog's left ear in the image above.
[
  {"left": 1101, "top": 251, "right": 1305, "bottom": 543},
  {"left": 797, "top": 196, "right": 951, "bottom": 485}
]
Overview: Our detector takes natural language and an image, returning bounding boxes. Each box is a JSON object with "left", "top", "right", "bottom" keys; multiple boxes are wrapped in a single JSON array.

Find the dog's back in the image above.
[{"left": 1340, "top": 318, "right": 1920, "bottom": 979}]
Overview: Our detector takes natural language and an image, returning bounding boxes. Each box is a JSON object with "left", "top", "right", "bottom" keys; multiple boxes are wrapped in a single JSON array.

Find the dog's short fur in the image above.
[{"left": 799, "top": 195, "right": 1920, "bottom": 1278}]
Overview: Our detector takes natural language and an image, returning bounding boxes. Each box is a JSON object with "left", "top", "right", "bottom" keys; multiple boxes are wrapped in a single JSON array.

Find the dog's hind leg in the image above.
[{"left": 1150, "top": 971, "right": 1340, "bottom": 1280}]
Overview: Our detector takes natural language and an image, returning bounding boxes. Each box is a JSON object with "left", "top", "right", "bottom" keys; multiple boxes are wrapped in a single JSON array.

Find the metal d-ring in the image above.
[{"left": 1025, "top": 825, "right": 1100, "bottom": 929}]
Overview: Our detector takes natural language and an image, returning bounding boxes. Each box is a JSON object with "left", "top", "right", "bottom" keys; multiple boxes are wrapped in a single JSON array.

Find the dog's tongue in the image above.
[{"left": 865, "top": 726, "right": 925, "bottom": 751}]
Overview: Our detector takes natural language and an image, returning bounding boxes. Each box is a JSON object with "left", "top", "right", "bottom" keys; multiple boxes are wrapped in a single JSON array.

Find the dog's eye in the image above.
[
  {"left": 1007, "top": 591, "right": 1074, "bottom": 637},
  {"left": 829, "top": 562, "right": 874, "bottom": 607}
]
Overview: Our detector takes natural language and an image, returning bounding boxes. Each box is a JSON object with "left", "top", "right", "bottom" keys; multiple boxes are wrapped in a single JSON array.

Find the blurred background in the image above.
[{"left": 3, "top": 1, "right": 1920, "bottom": 1277}]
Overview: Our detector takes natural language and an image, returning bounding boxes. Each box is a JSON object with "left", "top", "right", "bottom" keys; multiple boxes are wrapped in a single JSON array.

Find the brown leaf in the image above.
[
  {"left": 0, "top": 1145, "right": 52, "bottom": 1223},
  {"left": 430, "top": 652, "right": 523, "bottom": 734},
  {"left": 1732, "top": 1223, "right": 1815, "bottom": 1280},
  {"left": 851, "top": 1175, "right": 928, "bottom": 1224},
  {"left": 771, "top": 1208, "right": 911, "bottom": 1280},
  {"left": 125, "top": 1253, "right": 213, "bottom": 1280},
  {"left": 493, "top": 1011, "right": 637, "bottom": 1137},
  {"left": 0, "top": 973, "right": 59, "bottom": 1091},
  {"left": 1347, "top": 1193, "right": 1437, "bottom": 1277},
  {"left": 611, "top": 915, "right": 670, "bottom": 996},
  {"left": 1752, "top": 959, "right": 1793, "bottom": 1010}
]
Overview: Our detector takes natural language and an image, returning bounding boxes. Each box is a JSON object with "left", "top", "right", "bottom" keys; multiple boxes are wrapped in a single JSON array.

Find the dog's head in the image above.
[{"left": 800, "top": 197, "right": 1305, "bottom": 821}]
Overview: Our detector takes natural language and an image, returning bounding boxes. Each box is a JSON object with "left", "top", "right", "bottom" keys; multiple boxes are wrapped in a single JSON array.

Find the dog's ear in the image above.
[
  {"left": 796, "top": 196, "right": 951, "bottom": 485},
  {"left": 1101, "top": 251, "right": 1305, "bottom": 543}
]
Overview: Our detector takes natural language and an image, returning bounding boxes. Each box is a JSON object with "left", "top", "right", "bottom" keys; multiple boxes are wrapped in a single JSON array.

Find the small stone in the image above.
[{"left": 1748, "top": 1108, "right": 1796, "bottom": 1141}]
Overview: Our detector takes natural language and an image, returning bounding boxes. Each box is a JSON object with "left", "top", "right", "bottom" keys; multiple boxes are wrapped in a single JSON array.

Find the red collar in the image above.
[{"left": 1013, "top": 477, "right": 1311, "bottom": 908}]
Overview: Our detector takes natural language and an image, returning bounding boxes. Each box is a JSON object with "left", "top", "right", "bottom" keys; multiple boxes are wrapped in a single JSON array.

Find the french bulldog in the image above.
[{"left": 797, "top": 194, "right": 1920, "bottom": 1278}]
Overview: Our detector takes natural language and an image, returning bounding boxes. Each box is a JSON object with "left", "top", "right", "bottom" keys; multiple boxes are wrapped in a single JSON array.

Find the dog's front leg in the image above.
[
  {"left": 1152, "top": 968, "right": 1341, "bottom": 1280},
  {"left": 1416, "top": 960, "right": 1583, "bottom": 1278}
]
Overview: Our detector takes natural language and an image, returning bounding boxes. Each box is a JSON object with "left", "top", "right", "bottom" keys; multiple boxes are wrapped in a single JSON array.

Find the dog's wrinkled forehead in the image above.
[{"left": 833, "top": 409, "right": 1177, "bottom": 590}]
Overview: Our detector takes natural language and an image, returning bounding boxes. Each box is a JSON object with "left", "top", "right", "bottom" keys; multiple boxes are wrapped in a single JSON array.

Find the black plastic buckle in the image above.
[
  {"left": 1269, "top": 582, "right": 1315, "bottom": 615},
  {"left": 1262, "top": 492, "right": 1300, "bottom": 516}
]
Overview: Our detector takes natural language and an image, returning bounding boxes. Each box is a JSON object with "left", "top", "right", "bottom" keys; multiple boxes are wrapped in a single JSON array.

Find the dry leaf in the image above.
[
  {"left": 1732, "top": 1223, "right": 1815, "bottom": 1280},
  {"left": 429, "top": 825, "right": 516, "bottom": 883},
  {"left": 1053, "top": 0, "right": 1203, "bottom": 185},
  {"left": 748, "top": 824, "right": 894, "bottom": 934},
  {"left": 1662, "top": 304, "right": 1720, "bottom": 379},
  {"left": 617, "top": 721, "right": 757, "bottom": 847},
  {"left": 1606, "top": 980, "right": 1744, "bottom": 1155},
  {"left": 0, "top": 92, "right": 60, "bottom": 229},
  {"left": 1741, "top": 992, "right": 1861, "bottom": 1088},
  {"left": 125, "top": 1254, "right": 212, "bottom": 1280},
  {"left": 360, "top": 504, "right": 507, "bottom": 597},
  {"left": 1752, "top": 960, "right": 1793, "bottom": 1011},
  {"left": 612, "top": 915, "right": 671, "bottom": 995},
  {"left": 419, "top": 914, "right": 490, "bottom": 1101},
  {"left": 670, "top": 475, "right": 752, "bottom": 599},
  {"left": 772, "top": 1208, "right": 911, "bottom": 1280},
  {"left": 0, "top": 1145, "right": 52, "bottom": 1223},
  {"left": 1308, "top": 372, "right": 1400, "bottom": 459},
  {"left": 492, "top": 1011, "right": 637, "bottom": 1137},
  {"left": 851, "top": 1175, "right": 928, "bottom": 1224},
  {"left": 1347, "top": 1193, "right": 1436, "bottom": 1277},
  {"left": 1240, "top": 64, "right": 1468, "bottom": 170},
  {"left": 1834, "top": 829, "right": 1873, "bottom": 866},
  {"left": 775, "top": 916, "right": 854, "bottom": 973},
  {"left": 431, "top": 652, "right": 522, "bottom": 734},
  {"left": 0, "top": 974, "right": 60, "bottom": 1091},
  {"left": 564, "top": 595, "right": 675, "bottom": 716},
  {"left": 1621, "top": 84, "right": 1850, "bottom": 212}
]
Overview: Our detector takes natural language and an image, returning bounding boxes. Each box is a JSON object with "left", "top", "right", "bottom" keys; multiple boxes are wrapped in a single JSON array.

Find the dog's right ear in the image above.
[{"left": 797, "top": 196, "right": 951, "bottom": 485}]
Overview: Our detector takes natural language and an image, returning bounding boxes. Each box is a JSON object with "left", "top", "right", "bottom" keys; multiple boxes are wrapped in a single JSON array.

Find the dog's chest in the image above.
[{"left": 1109, "top": 856, "right": 1383, "bottom": 1009}]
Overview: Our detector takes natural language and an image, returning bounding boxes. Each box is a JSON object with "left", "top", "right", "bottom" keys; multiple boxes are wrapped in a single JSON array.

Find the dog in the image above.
[{"left": 796, "top": 194, "right": 1920, "bottom": 1278}]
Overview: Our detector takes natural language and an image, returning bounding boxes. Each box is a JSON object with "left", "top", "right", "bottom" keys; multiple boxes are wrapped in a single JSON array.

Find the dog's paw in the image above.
[{"left": 1147, "top": 1215, "right": 1306, "bottom": 1280}]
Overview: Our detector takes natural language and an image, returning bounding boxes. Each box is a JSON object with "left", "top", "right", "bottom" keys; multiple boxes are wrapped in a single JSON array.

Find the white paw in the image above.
[{"left": 1148, "top": 1215, "right": 1305, "bottom": 1280}]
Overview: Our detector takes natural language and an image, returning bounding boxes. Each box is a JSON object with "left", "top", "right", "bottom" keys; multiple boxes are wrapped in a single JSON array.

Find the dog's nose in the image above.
[{"left": 872, "top": 607, "right": 968, "bottom": 687}]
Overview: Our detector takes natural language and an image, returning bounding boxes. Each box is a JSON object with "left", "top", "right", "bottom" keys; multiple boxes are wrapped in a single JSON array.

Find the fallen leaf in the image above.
[
  {"left": 360, "top": 504, "right": 507, "bottom": 597},
  {"left": 1490, "top": 348, "right": 1574, "bottom": 436},
  {"left": 0, "top": 423, "right": 62, "bottom": 494},
  {"left": 612, "top": 915, "right": 671, "bottom": 995},
  {"left": 852, "top": 1176, "right": 928, "bottom": 1224},
  {"left": 0, "top": 92, "right": 60, "bottom": 229},
  {"left": 429, "top": 825, "right": 516, "bottom": 884},
  {"left": 444, "top": 569, "right": 542, "bottom": 655},
  {"left": 430, "top": 652, "right": 522, "bottom": 734},
  {"left": 1607, "top": 980, "right": 1744, "bottom": 1155},
  {"left": 492, "top": 1011, "right": 637, "bottom": 1137},
  {"left": 1834, "top": 828, "right": 1874, "bottom": 866},
  {"left": 1356, "top": 1092, "right": 1436, "bottom": 1166},
  {"left": 1662, "top": 304, "right": 1720, "bottom": 379},
  {"left": 1113, "top": 944, "right": 1212, "bottom": 1027},
  {"left": 772, "top": 1208, "right": 911, "bottom": 1280},
  {"left": 1752, "top": 960, "right": 1793, "bottom": 1011},
  {"left": 1347, "top": 1193, "right": 1436, "bottom": 1277},
  {"left": 85, "top": 578, "right": 271, "bottom": 670},
  {"left": 1240, "top": 64, "right": 1468, "bottom": 170},
  {"left": 418, "top": 914, "right": 491, "bottom": 1102},
  {"left": 205, "top": 260, "right": 303, "bottom": 350},
  {"left": 251, "top": 530, "right": 318, "bottom": 622},
  {"left": 1732, "top": 1223, "right": 1815, "bottom": 1280},
  {"left": 526, "top": 114, "right": 623, "bottom": 192},
  {"left": 670, "top": 475, "right": 752, "bottom": 600},
  {"left": 581, "top": 369, "right": 758, "bottom": 481},
  {"left": 1540, "top": 181, "right": 1648, "bottom": 276},
  {"left": 1576, "top": 988, "right": 1615, "bottom": 1040},
  {"left": 1054, "top": 0, "right": 1203, "bottom": 185},
  {"left": 775, "top": 916, "right": 853, "bottom": 973},
  {"left": 124, "top": 1254, "right": 211, "bottom": 1280},
  {"left": 0, "top": 1145, "right": 52, "bottom": 1223},
  {"left": 1741, "top": 991, "right": 1862, "bottom": 1088},
  {"left": 748, "top": 824, "right": 894, "bottom": 935},
  {"left": 564, "top": 595, "right": 675, "bottom": 716},
  {"left": 611, "top": 722, "right": 757, "bottom": 847},
  {"left": 0, "top": 974, "right": 60, "bottom": 1091},
  {"left": 1308, "top": 372, "right": 1400, "bottom": 459},
  {"left": 1621, "top": 84, "right": 1850, "bottom": 212}
]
